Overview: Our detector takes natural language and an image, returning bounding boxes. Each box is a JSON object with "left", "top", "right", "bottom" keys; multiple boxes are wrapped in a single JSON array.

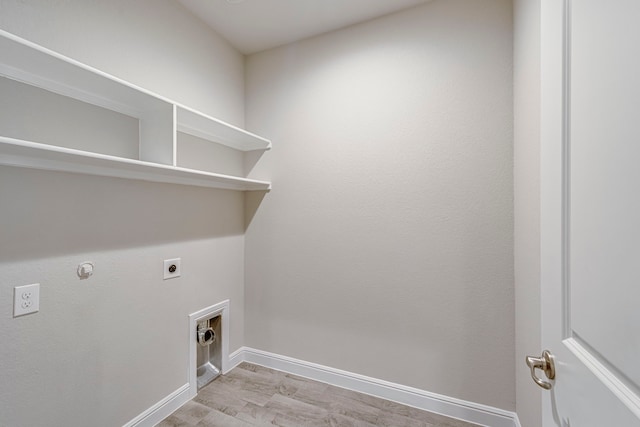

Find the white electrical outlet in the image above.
[
  {"left": 14, "top": 283, "right": 40, "bottom": 317},
  {"left": 164, "top": 258, "right": 181, "bottom": 280}
]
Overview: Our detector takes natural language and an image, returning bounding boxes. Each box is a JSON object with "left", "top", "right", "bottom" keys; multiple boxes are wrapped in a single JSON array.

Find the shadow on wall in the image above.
[
  {"left": 245, "top": 190, "right": 268, "bottom": 230},
  {"left": 242, "top": 148, "right": 270, "bottom": 230},
  {"left": 0, "top": 166, "right": 247, "bottom": 262}
]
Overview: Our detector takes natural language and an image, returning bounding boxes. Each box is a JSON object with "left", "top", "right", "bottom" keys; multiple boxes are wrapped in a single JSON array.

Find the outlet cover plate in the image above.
[
  {"left": 14, "top": 283, "right": 40, "bottom": 317},
  {"left": 164, "top": 258, "right": 181, "bottom": 280}
]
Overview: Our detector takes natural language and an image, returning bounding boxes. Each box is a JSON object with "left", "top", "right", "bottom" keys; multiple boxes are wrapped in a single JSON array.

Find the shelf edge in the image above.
[
  {"left": 0, "top": 137, "right": 271, "bottom": 192},
  {"left": 176, "top": 104, "right": 272, "bottom": 152}
]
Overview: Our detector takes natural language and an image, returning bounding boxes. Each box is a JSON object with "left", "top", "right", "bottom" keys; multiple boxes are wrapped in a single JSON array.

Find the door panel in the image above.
[
  {"left": 569, "top": 0, "right": 640, "bottom": 390},
  {"left": 540, "top": 0, "right": 640, "bottom": 425}
]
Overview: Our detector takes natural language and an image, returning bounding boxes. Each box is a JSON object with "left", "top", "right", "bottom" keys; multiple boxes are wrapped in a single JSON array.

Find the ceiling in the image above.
[{"left": 178, "top": 0, "right": 430, "bottom": 55}]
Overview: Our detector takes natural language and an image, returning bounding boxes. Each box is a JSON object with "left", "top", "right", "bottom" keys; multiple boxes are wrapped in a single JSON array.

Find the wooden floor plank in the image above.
[{"left": 158, "top": 363, "right": 480, "bottom": 427}]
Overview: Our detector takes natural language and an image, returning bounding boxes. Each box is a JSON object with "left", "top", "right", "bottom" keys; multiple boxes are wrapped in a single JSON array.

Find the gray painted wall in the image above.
[
  {"left": 0, "top": 0, "right": 523, "bottom": 422},
  {"left": 0, "top": 1, "right": 247, "bottom": 426},
  {"left": 244, "top": 0, "right": 515, "bottom": 411},
  {"left": 514, "top": 0, "right": 542, "bottom": 425}
]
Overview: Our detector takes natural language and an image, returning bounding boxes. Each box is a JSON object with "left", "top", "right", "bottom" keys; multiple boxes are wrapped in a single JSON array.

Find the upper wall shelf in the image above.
[
  {"left": 0, "top": 30, "right": 166, "bottom": 119},
  {"left": 176, "top": 106, "right": 271, "bottom": 152},
  {"left": 0, "top": 29, "right": 271, "bottom": 190},
  {"left": 0, "top": 137, "right": 271, "bottom": 191}
]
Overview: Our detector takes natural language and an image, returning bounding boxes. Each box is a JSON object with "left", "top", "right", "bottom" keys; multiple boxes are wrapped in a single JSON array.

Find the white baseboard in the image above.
[
  {"left": 123, "top": 383, "right": 190, "bottom": 427},
  {"left": 125, "top": 346, "right": 521, "bottom": 427},
  {"left": 229, "top": 346, "right": 246, "bottom": 372},
  {"left": 513, "top": 414, "right": 522, "bottom": 427},
  {"left": 233, "top": 347, "right": 519, "bottom": 427}
]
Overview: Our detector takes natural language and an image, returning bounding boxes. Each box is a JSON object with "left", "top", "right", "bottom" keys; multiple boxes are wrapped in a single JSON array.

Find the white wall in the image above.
[
  {"left": 514, "top": 0, "right": 542, "bottom": 425},
  {"left": 245, "top": 0, "right": 515, "bottom": 411},
  {"left": 0, "top": 1, "right": 247, "bottom": 426}
]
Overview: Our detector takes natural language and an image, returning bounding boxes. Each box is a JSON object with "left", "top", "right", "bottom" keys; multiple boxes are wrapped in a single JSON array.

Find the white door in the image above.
[{"left": 539, "top": 0, "right": 640, "bottom": 425}]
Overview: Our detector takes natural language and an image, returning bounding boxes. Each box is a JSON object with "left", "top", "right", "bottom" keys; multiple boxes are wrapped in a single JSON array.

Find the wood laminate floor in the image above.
[{"left": 158, "top": 363, "right": 480, "bottom": 427}]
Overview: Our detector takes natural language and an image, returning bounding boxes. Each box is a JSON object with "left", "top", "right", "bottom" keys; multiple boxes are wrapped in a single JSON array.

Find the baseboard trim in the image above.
[
  {"left": 513, "top": 413, "right": 522, "bottom": 427},
  {"left": 124, "top": 347, "right": 521, "bottom": 427},
  {"left": 234, "top": 347, "right": 519, "bottom": 427},
  {"left": 229, "top": 347, "right": 245, "bottom": 372},
  {"left": 123, "top": 383, "right": 190, "bottom": 427}
]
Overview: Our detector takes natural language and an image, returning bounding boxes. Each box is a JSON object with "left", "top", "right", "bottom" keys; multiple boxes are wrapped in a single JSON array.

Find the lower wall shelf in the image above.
[{"left": 0, "top": 137, "right": 271, "bottom": 191}]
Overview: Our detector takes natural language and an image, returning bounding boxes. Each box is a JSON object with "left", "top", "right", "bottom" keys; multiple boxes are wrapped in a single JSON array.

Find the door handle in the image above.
[{"left": 526, "top": 350, "right": 556, "bottom": 390}]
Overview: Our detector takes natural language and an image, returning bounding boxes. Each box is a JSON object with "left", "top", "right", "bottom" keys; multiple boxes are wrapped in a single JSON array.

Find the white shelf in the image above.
[
  {"left": 0, "top": 30, "right": 166, "bottom": 118},
  {"left": 0, "top": 29, "right": 272, "bottom": 190},
  {"left": 176, "top": 105, "right": 271, "bottom": 151},
  {"left": 0, "top": 137, "right": 271, "bottom": 191}
]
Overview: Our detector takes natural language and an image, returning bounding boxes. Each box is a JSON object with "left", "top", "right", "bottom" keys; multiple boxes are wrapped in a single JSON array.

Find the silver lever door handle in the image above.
[{"left": 525, "top": 350, "right": 556, "bottom": 390}]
